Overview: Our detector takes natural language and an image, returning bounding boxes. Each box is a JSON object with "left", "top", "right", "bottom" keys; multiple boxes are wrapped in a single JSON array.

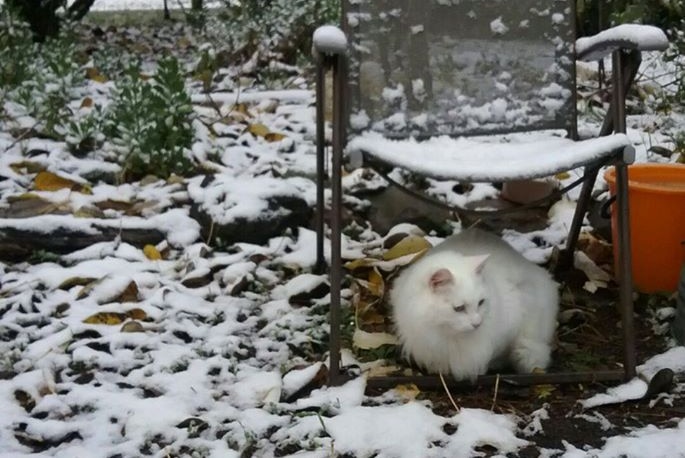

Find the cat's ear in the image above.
[
  {"left": 429, "top": 268, "right": 454, "bottom": 291},
  {"left": 470, "top": 254, "right": 490, "bottom": 274}
]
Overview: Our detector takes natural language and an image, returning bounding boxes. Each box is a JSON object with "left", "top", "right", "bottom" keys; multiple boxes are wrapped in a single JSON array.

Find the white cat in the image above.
[{"left": 389, "top": 228, "right": 558, "bottom": 381}]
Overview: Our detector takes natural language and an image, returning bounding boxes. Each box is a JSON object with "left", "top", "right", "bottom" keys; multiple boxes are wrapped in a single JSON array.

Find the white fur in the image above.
[{"left": 389, "top": 228, "right": 559, "bottom": 381}]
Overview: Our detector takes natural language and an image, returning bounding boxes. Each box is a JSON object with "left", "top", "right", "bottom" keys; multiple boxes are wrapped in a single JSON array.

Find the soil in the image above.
[{"left": 357, "top": 190, "right": 683, "bottom": 454}]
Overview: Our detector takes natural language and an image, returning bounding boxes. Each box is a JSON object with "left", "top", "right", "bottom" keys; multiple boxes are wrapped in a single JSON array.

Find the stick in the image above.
[
  {"left": 491, "top": 373, "right": 500, "bottom": 411},
  {"left": 439, "top": 372, "right": 460, "bottom": 413}
]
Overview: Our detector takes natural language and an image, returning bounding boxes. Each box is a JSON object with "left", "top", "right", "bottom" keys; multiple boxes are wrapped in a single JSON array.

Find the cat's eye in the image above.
[
  {"left": 452, "top": 304, "right": 465, "bottom": 312},
  {"left": 478, "top": 299, "right": 485, "bottom": 307}
]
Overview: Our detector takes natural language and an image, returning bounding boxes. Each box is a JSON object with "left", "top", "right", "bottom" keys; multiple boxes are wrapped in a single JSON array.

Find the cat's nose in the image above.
[{"left": 471, "top": 315, "right": 482, "bottom": 328}]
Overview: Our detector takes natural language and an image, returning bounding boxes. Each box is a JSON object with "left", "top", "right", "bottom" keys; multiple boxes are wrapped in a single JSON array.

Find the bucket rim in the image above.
[{"left": 604, "top": 163, "right": 685, "bottom": 195}]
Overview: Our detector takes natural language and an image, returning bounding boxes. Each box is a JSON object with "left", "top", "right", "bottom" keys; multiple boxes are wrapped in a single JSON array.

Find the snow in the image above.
[
  {"left": 312, "top": 25, "right": 348, "bottom": 55},
  {"left": 0, "top": 4, "right": 683, "bottom": 457},
  {"left": 576, "top": 24, "right": 669, "bottom": 62},
  {"left": 347, "top": 131, "right": 631, "bottom": 182}
]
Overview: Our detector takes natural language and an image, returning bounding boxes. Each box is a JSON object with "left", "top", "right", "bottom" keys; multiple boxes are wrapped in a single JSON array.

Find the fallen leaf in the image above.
[
  {"left": 9, "top": 161, "right": 45, "bottom": 174},
  {"left": 80, "top": 97, "right": 93, "bottom": 108},
  {"left": 555, "top": 172, "right": 571, "bottom": 180},
  {"left": 83, "top": 312, "right": 127, "bottom": 325},
  {"left": 120, "top": 320, "right": 145, "bottom": 333},
  {"left": 264, "top": 132, "right": 287, "bottom": 142},
  {"left": 344, "top": 257, "right": 377, "bottom": 271},
  {"left": 34, "top": 171, "right": 90, "bottom": 193},
  {"left": 367, "top": 267, "right": 384, "bottom": 297},
  {"left": 383, "top": 235, "right": 431, "bottom": 261},
  {"left": 574, "top": 251, "right": 611, "bottom": 291},
  {"left": 126, "top": 308, "right": 147, "bottom": 320},
  {"left": 116, "top": 281, "right": 141, "bottom": 303},
  {"left": 58, "top": 277, "right": 97, "bottom": 290},
  {"left": 392, "top": 383, "right": 421, "bottom": 401},
  {"left": 246, "top": 123, "right": 270, "bottom": 138},
  {"left": 352, "top": 328, "right": 398, "bottom": 349},
  {"left": 85, "top": 67, "right": 107, "bottom": 83},
  {"left": 532, "top": 368, "right": 556, "bottom": 399},
  {"left": 143, "top": 244, "right": 162, "bottom": 260}
]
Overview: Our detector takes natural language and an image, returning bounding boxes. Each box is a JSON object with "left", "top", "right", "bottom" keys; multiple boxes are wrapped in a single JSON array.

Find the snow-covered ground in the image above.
[{"left": 0, "top": 9, "right": 684, "bottom": 458}]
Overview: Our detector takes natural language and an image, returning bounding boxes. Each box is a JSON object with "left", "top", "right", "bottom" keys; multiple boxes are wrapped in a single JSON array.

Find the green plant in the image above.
[
  {"left": 207, "top": 0, "right": 339, "bottom": 68},
  {"left": 105, "top": 57, "right": 196, "bottom": 181},
  {"left": 0, "top": 6, "right": 36, "bottom": 88},
  {"left": 2, "top": 13, "right": 82, "bottom": 139},
  {"left": 5, "top": 0, "right": 94, "bottom": 42}
]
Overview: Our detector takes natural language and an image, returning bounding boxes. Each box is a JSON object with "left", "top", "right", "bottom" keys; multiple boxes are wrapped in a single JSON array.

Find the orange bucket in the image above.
[{"left": 604, "top": 164, "right": 685, "bottom": 293}]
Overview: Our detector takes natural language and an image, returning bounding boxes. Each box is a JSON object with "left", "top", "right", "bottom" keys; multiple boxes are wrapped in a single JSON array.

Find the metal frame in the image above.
[{"left": 314, "top": 28, "right": 641, "bottom": 388}]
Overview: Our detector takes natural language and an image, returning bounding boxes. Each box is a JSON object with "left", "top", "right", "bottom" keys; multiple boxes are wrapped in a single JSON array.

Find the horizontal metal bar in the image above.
[{"left": 363, "top": 370, "right": 627, "bottom": 391}]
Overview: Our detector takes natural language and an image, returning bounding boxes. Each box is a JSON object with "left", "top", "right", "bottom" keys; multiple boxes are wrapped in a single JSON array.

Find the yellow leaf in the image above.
[
  {"left": 80, "top": 97, "right": 94, "bottom": 108},
  {"left": 382, "top": 235, "right": 432, "bottom": 261},
  {"left": 85, "top": 67, "right": 107, "bottom": 83},
  {"left": 246, "top": 123, "right": 270, "bottom": 138},
  {"left": 555, "top": 172, "right": 571, "bottom": 180},
  {"left": 367, "top": 267, "right": 384, "bottom": 297},
  {"left": 534, "top": 384, "right": 556, "bottom": 399},
  {"left": 82, "top": 312, "right": 127, "bottom": 325},
  {"left": 233, "top": 103, "right": 253, "bottom": 117},
  {"left": 264, "top": 132, "right": 287, "bottom": 142},
  {"left": 34, "top": 171, "right": 87, "bottom": 193},
  {"left": 344, "top": 258, "right": 377, "bottom": 271},
  {"left": 392, "top": 383, "right": 421, "bottom": 401},
  {"left": 532, "top": 367, "right": 556, "bottom": 399},
  {"left": 143, "top": 244, "right": 162, "bottom": 260}
]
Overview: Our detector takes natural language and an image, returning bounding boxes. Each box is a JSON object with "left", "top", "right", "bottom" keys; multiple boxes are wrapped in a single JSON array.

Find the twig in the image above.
[
  {"left": 439, "top": 372, "right": 460, "bottom": 413},
  {"left": 2, "top": 119, "right": 41, "bottom": 154},
  {"left": 491, "top": 373, "right": 500, "bottom": 411}
]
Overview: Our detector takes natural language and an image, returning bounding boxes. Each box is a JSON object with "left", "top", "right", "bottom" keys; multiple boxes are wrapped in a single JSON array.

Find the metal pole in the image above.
[
  {"left": 314, "top": 53, "right": 327, "bottom": 275},
  {"left": 328, "top": 53, "right": 346, "bottom": 385},
  {"left": 613, "top": 50, "right": 636, "bottom": 380}
]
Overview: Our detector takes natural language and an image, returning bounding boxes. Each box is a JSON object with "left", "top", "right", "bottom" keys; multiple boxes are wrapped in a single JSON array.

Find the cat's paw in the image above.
[{"left": 510, "top": 340, "right": 552, "bottom": 373}]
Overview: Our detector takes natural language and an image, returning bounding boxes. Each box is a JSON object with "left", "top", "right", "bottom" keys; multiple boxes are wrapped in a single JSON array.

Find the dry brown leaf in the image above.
[
  {"left": 9, "top": 161, "right": 45, "bottom": 174},
  {"left": 143, "top": 244, "right": 163, "bottom": 261},
  {"left": 383, "top": 235, "right": 431, "bottom": 261},
  {"left": 352, "top": 328, "right": 398, "bottom": 349},
  {"left": 121, "top": 320, "right": 145, "bottom": 333},
  {"left": 126, "top": 308, "right": 147, "bottom": 320},
  {"left": 116, "top": 281, "right": 140, "bottom": 303},
  {"left": 264, "top": 132, "right": 287, "bottom": 142},
  {"left": 58, "top": 277, "right": 97, "bottom": 290},
  {"left": 80, "top": 97, "right": 94, "bottom": 108}
]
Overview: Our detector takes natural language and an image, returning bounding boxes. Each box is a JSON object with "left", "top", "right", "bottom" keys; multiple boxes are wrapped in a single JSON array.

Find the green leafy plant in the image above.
[
  {"left": 0, "top": 6, "right": 36, "bottom": 88},
  {"left": 105, "top": 57, "right": 196, "bottom": 181}
]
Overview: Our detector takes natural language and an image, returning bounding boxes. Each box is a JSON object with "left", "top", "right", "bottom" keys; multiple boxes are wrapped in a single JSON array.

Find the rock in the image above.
[{"left": 190, "top": 195, "right": 311, "bottom": 246}]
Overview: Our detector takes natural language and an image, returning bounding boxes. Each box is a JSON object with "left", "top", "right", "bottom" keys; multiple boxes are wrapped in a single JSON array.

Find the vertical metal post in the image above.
[
  {"left": 613, "top": 50, "right": 636, "bottom": 380},
  {"left": 328, "top": 53, "right": 346, "bottom": 385},
  {"left": 559, "top": 167, "right": 599, "bottom": 270},
  {"left": 314, "top": 53, "right": 327, "bottom": 275}
]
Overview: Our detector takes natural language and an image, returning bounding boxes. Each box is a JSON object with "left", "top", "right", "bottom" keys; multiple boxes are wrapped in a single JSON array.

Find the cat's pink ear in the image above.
[
  {"left": 429, "top": 268, "right": 454, "bottom": 290},
  {"left": 470, "top": 254, "right": 490, "bottom": 274}
]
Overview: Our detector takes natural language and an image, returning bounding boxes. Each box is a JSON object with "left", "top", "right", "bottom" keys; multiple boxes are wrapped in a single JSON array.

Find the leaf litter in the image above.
[{"left": 0, "top": 6, "right": 684, "bottom": 458}]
